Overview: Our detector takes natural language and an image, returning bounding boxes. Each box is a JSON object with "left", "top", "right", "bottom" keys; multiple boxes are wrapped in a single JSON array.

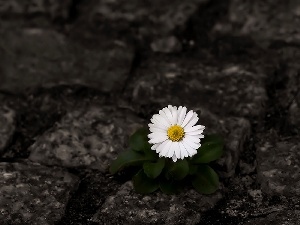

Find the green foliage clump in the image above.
[{"left": 110, "top": 128, "right": 224, "bottom": 195}]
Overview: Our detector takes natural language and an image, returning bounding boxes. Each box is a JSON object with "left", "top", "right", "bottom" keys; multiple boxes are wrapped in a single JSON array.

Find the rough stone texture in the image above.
[
  {"left": 72, "top": 0, "right": 209, "bottom": 48},
  {"left": 127, "top": 54, "right": 267, "bottom": 118},
  {"left": 276, "top": 47, "right": 300, "bottom": 130},
  {"left": 217, "top": 117, "right": 251, "bottom": 178},
  {"left": 214, "top": 0, "right": 300, "bottom": 44},
  {"left": 243, "top": 210, "right": 300, "bottom": 225},
  {"left": 0, "top": 0, "right": 71, "bottom": 20},
  {"left": 29, "top": 105, "right": 144, "bottom": 172},
  {"left": 0, "top": 161, "right": 79, "bottom": 225},
  {"left": 198, "top": 107, "right": 251, "bottom": 177},
  {"left": 0, "top": 106, "right": 15, "bottom": 154},
  {"left": 92, "top": 181, "right": 222, "bottom": 225},
  {"left": 0, "top": 27, "right": 134, "bottom": 93},
  {"left": 257, "top": 134, "right": 300, "bottom": 196}
]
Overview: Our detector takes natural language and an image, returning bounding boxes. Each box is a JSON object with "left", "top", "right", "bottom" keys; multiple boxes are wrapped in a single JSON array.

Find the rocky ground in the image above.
[{"left": 0, "top": 0, "right": 300, "bottom": 224}]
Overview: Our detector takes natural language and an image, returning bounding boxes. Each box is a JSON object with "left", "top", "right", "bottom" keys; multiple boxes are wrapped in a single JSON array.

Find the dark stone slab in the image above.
[
  {"left": 243, "top": 210, "right": 300, "bottom": 225},
  {"left": 92, "top": 181, "right": 222, "bottom": 225},
  {"left": 127, "top": 54, "right": 267, "bottom": 118},
  {"left": 199, "top": 107, "right": 251, "bottom": 177},
  {"left": 0, "top": 161, "right": 79, "bottom": 225},
  {"left": 218, "top": 117, "right": 251, "bottom": 178},
  {"left": 0, "top": 0, "right": 71, "bottom": 20},
  {"left": 214, "top": 176, "right": 297, "bottom": 224},
  {"left": 257, "top": 135, "right": 300, "bottom": 196},
  {"left": 214, "top": 0, "right": 300, "bottom": 44},
  {"left": 0, "top": 27, "right": 134, "bottom": 93},
  {"left": 72, "top": 0, "right": 209, "bottom": 47},
  {"left": 29, "top": 105, "right": 145, "bottom": 172},
  {"left": 276, "top": 47, "right": 300, "bottom": 130},
  {"left": 0, "top": 106, "right": 15, "bottom": 154}
]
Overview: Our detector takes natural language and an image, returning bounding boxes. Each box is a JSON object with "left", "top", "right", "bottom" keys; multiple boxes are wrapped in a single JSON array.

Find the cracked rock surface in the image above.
[
  {"left": 0, "top": 161, "right": 79, "bottom": 225},
  {"left": 0, "top": 0, "right": 299, "bottom": 224}
]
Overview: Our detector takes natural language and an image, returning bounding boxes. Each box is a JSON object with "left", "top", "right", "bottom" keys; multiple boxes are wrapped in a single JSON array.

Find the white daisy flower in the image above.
[{"left": 148, "top": 105, "right": 205, "bottom": 162}]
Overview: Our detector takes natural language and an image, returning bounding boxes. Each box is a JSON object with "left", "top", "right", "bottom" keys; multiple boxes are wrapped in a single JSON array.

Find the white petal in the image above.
[
  {"left": 160, "top": 140, "right": 172, "bottom": 157},
  {"left": 181, "top": 110, "right": 194, "bottom": 127},
  {"left": 179, "top": 142, "right": 188, "bottom": 159},
  {"left": 177, "top": 106, "right": 187, "bottom": 125},
  {"left": 151, "top": 143, "right": 159, "bottom": 150},
  {"left": 182, "top": 139, "right": 197, "bottom": 156},
  {"left": 162, "top": 107, "right": 173, "bottom": 124},
  {"left": 169, "top": 105, "right": 178, "bottom": 125},
  {"left": 149, "top": 135, "right": 168, "bottom": 144},
  {"left": 185, "top": 135, "right": 201, "bottom": 143},
  {"left": 149, "top": 123, "right": 167, "bottom": 131},
  {"left": 156, "top": 140, "right": 169, "bottom": 154},
  {"left": 174, "top": 142, "right": 181, "bottom": 159},
  {"left": 184, "top": 113, "right": 198, "bottom": 128},
  {"left": 186, "top": 129, "right": 204, "bottom": 136},
  {"left": 152, "top": 114, "right": 169, "bottom": 128},
  {"left": 172, "top": 154, "right": 177, "bottom": 162},
  {"left": 184, "top": 125, "right": 205, "bottom": 132},
  {"left": 183, "top": 136, "right": 201, "bottom": 149},
  {"left": 149, "top": 126, "right": 165, "bottom": 133},
  {"left": 159, "top": 110, "right": 172, "bottom": 125},
  {"left": 167, "top": 142, "right": 175, "bottom": 158},
  {"left": 148, "top": 132, "right": 167, "bottom": 139}
]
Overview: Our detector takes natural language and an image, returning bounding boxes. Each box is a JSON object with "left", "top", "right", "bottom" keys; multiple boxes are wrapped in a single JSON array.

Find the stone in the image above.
[
  {"left": 92, "top": 181, "right": 222, "bottom": 225},
  {"left": 72, "top": 0, "right": 209, "bottom": 42},
  {"left": 257, "top": 135, "right": 300, "bottom": 196},
  {"left": 276, "top": 47, "right": 300, "bottom": 130},
  {"left": 127, "top": 54, "right": 267, "bottom": 118},
  {"left": 213, "top": 0, "right": 300, "bottom": 44},
  {"left": 150, "top": 36, "right": 182, "bottom": 53},
  {"left": 28, "top": 105, "right": 144, "bottom": 172},
  {"left": 59, "top": 172, "right": 120, "bottom": 224},
  {"left": 0, "top": 0, "right": 72, "bottom": 20},
  {"left": 0, "top": 27, "right": 134, "bottom": 93},
  {"left": 0, "top": 161, "right": 79, "bottom": 225},
  {"left": 219, "top": 176, "right": 291, "bottom": 222},
  {"left": 0, "top": 106, "right": 15, "bottom": 154},
  {"left": 217, "top": 117, "right": 251, "bottom": 178},
  {"left": 198, "top": 109, "right": 251, "bottom": 177},
  {"left": 243, "top": 210, "right": 300, "bottom": 225}
]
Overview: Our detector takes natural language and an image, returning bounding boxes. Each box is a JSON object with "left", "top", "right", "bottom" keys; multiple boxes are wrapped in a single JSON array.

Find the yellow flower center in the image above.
[{"left": 167, "top": 125, "right": 185, "bottom": 142}]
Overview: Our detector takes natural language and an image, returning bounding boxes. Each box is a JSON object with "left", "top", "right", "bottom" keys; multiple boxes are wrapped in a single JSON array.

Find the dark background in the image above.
[{"left": 0, "top": 0, "right": 299, "bottom": 224}]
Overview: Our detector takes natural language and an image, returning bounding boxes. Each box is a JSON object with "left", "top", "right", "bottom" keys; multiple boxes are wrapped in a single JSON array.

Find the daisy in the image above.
[{"left": 148, "top": 105, "right": 205, "bottom": 162}]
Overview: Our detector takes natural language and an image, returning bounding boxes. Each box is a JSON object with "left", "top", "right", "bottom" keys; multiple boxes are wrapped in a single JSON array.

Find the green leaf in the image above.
[
  {"left": 165, "top": 159, "right": 189, "bottom": 180},
  {"left": 143, "top": 158, "right": 165, "bottom": 179},
  {"left": 192, "top": 134, "right": 224, "bottom": 164},
  {"left": 192, "top": 165, "right": 219, "bottom": 194},
  {"left": 109, "top": 150, "right": 150, "bottom": 174},
  {"left": 133, "top": 169, "right": 159, "bottom": 194},
  {"left": 189, "top": 164, "right": 198, "bottom": 175},
  {"left": 129, "top": 128, "right": 151, "bottom": 152},
  {"left": 159, "top": 179, "right": 182, "bottom": 195}
]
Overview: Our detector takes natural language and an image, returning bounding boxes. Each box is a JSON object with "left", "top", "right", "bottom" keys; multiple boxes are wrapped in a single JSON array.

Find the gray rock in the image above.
[
  {"left": 0, "top": 106, "right": 15, "bottom": 154},
  {"left": 257, "top": 135, "right": 300, "bottom": 196},
  {"left": 127, "top": 55, "right": 267, "bottom": 118},
  {"left": 0, "top": 161, "right": 79, "bottom": 225},
  {"left": 29, "top": 106, "right": 145, "bottom": 172},
  {"left": 213, "top": 0, "right": 300, "bottom": 44},
  {"left": 200, "top": 109, "right": 251, "bottom": 177},
  {"left": 218, "top": 117, "right": 251, "bottom": 177},
  {"left": 0, "top": 0, "right": 71, "bottom": 20},
  {"left": 276, "top": 47, "right": 300, "bottom": 129},
  {"left": 92, "top": 181, "right": 222, "bottom": 225},
  {"left": 243, "top": 210, "right": 300, "bottom": 225},
  {"left": 0, "top": 27, "right": 134, "bottom": 93},
  {"left": 73, "top": 0, "right": 209, "bottom": 41}
]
